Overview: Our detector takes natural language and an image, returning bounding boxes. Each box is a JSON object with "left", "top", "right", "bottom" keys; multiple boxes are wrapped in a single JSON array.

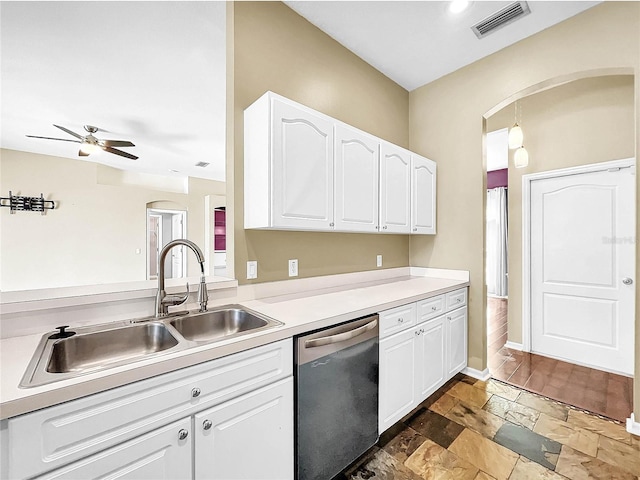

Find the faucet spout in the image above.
[{"left": 156, "top": 239, "right": 208, "bottom": 317}]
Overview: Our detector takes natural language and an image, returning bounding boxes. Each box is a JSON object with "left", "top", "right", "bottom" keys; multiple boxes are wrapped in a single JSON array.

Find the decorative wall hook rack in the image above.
[{"left": 0, "top": 191, "right": 56, "bottom": 215}]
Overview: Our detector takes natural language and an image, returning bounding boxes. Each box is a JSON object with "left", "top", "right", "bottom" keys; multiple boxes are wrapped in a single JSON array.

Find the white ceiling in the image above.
[
  {"left": 1, "top": 1, "right": 599, "bottom": 181},
  {"left": 285, "top": 1, "right": 600, "bottom": 91},
  {"left": 0, "top": 1, "right": 226, "bottom": 181}
]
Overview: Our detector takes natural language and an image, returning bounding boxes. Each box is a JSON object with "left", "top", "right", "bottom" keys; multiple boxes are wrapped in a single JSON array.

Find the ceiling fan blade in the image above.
[
  {"left": 53, "top": 124, "right": 83, "bottom": 140},
  {"left": 26, "top": 135, "right": 81, "bottom": 143},
  {"left": 99, "top": 140, "right": 136, "bottom": 148},
  {"left": 78, "top": 149, "right": 90, "bottom": 157},
  {"left": 103, "top": 146, "right": 138, "bottom": 160}
]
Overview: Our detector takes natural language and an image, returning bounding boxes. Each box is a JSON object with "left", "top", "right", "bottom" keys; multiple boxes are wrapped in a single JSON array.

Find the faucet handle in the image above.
[{"left": 162, "top": 282, "right": 190, "bottom": 307}]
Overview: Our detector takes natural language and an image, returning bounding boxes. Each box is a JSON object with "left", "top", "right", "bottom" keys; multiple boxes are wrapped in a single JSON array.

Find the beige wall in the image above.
[
  {"left": 487, "top": 75, "right": 635, "bottom": 343},
  {"left": 0, "top": 149, "right": 225, "bottom": 290},
  {"left": 233, "top": 1, "right": 410, "bottom": 285},
  {"left": 408, "top": 2, "right": 639, "bottom": 420}
]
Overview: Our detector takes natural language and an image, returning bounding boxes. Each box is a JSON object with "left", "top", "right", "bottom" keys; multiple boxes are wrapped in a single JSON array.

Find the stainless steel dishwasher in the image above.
[{"left": 295, "top": 315, "right": 379, "bottom": 480}]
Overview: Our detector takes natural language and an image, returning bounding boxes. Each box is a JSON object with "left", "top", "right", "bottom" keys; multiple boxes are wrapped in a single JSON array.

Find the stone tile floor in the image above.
[{"left": 339, "top": 374, "right": 640, "bottom": 480}]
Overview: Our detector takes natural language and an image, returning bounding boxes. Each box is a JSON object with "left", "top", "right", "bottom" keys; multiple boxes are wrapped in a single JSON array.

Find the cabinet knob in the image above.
[
  {"left": 329, "top": 222, "right": 335, "bottom": 227},
  {"left": 623, "top": 277, "right": 633, "bottom": 285},
  {"left": 203, "top": 419, "right": 213, "bottom": 431},
  {"left": 191, "top": 387, "right": 201, "bottom": 398},
  {"left": 413, "top": 228, "right": 417, "bottom": 232},
  {"left": 178, "top": 429, "right": 189, "bottom": 440},
  {"left": 383, "top": 225, "right": 388, "bottom": 230},
  {"left": 457, "top": 298, "right": 461, "bottom": 303},
  {"left": 431, "top": 306, "right": 437, "bottom": 311},
  {"left": 398, "top": 317, "right": 404, "bottom": 323}
]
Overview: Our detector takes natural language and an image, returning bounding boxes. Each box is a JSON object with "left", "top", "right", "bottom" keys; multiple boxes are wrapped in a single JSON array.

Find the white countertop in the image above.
[{"left": 0, "top": 273, "right": 468, "bottom": 420}]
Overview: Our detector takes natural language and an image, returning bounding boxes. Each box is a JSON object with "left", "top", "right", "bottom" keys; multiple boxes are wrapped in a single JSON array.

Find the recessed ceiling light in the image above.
[
  {"left": 449, "top": 0, "right": 470, "bottom": 14},
  {"left": 195, "top": 161, "right": 210, "bottom": 168},
  {"left": 169, "top": 169, "right": 180, "bottom": 173}
]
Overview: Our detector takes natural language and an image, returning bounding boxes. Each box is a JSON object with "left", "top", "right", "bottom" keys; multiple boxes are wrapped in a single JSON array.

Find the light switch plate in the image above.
[
  {"left": 288, "top": 259, "right": 298, "bottom": 277},
  {"left": 247, "top": 260, "right": 258, "bottom": 279},
  {"left": 376, "top": 255, "right": 383, "bottom": 267}
]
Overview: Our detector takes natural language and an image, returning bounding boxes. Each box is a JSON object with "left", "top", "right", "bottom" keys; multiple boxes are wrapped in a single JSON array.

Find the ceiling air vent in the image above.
[
  {"left": 471, "top": 1, "right": 531, "bottom": 39},
  {"left": 195, "top": 161, "right": 210, "bottom": 168}
]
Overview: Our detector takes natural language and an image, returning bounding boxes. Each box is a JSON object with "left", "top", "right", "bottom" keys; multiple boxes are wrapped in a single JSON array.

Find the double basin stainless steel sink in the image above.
[{"left": 20, "top": 305, "right": 283, "bottom": 388}]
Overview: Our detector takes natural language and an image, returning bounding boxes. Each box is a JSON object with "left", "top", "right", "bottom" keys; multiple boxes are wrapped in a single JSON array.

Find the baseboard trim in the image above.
[
  {"left": 504, "top": 341, "right": 523, "bottom": 351},
  {"left": 627, "top": 413, "right": 640, "bottom": 435},
  {"left": 461, "top": 367, "right": 491, "bottom": 381}
]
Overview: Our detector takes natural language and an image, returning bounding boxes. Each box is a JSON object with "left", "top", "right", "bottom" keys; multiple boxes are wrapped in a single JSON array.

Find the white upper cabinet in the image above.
[
  {"left": 379, "top": 143, "right": 412, "bottom": 233},
  {"left": 334, "top": 124, "right": 379, "bottom": 232},
  {"left": 244, "top": 91, "right": 436, "bottom": 235},
  {"left": 245, "top": 93, "right": 334, "bottom": 231},
  {"left": 411, "top": 154, "right": 437, "bottom": 234}
]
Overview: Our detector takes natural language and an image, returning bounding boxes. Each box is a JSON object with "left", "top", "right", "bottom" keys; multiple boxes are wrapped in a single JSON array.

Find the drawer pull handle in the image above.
[
  {"left": 203, "top": 420, "right": 213, "bottom": 431},
  {"left": 191, "top": 388, "right": 201, "bottom": 398},
  {"left": 431, "top": 306, "right": 437, "bottom": 311},
  {"left": 178, "top": 429, "right": 189, "bottom": 440}
]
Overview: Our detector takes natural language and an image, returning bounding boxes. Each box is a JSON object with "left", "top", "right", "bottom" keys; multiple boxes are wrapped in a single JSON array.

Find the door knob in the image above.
[{"left": 622, "top": 277, "right": 633, "bottom": 285}]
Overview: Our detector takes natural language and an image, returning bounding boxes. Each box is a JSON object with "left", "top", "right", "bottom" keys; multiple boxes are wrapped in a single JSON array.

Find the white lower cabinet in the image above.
[
  {"left": 379, "top": 288, "right": 468, "bottom": 434},
  {"left": 35, "top": 418, "right": 193, "bottom": 480},
  {"left": 446, "top": 306, "right": 468, "bottom": 377},
  {"left": 416, "top": 316, "right": 446, "bottom": 399},
  {"left": 195, "top": 377, "right": 293, "bottom": 480},
  {"left": 379, "top": 328, "right": 417, "bottom": 432},
  {"left": 7, "top": 339, "right": 294, "bottom": 480}
]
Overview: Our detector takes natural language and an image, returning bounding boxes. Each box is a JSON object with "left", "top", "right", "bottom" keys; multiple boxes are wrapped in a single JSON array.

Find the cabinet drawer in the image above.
[
  {"left": 379, "top": 303, "right": 416, "bottom": 338},
  {"left": 416, "top": 295, "right": 445, "bottom": 321},
  {"left": 8, "top": 339, "right": 292, "bottom": 480},
  {"left": 445, "top": 288, "right": 467, "bottom": 311}
]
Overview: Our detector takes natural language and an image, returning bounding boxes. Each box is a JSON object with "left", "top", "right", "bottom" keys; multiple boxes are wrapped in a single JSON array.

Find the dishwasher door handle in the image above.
[{"left": 304, "top": 319, "right": 378, "bottom": 348}]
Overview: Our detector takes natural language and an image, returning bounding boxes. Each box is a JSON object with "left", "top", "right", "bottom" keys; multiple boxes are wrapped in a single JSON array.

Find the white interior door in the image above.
[{"left": 529, "top": 164, "right": 635, "bottom": 375}]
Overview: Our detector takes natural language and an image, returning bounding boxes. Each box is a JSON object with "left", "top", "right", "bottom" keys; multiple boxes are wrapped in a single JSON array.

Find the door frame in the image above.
[
  {"left": 521, "top": 157, "right": 636, "bottom": 352},
  {"left": 146, "top": 208, "right": 188, "bottom": 280}
]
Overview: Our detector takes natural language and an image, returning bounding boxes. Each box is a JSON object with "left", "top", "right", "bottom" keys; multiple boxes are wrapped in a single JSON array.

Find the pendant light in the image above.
[
  {"left": 508, "top": 102, "right": 523, "bottom": 149},
  {"left": 509, "top": 101, "right": 529, "bottom": 168},
  {"left": 514, "top": 146, "right": 529, "bottom": 168}
]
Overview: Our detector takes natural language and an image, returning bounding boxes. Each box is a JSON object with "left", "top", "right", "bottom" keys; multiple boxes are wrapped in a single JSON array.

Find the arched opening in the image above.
[{"left": 482, "top": 70, "right": 636, "bottom": 422}]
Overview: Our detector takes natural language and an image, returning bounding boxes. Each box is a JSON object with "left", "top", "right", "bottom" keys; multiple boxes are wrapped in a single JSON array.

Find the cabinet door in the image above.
[
  {"left": 379, "top": 143, "right": 411, "bottom": 233},
  {"left": 35, "top": 418, "right": 192, "bottom": 480},
  {"left": 379, "top": 329, "right": 416, "bottom": 433},
  {"left": 446, "top": 307, "right": 468, "bottom": 377},
  {"left": 194, "top": 377, "right": 294, "bottom": 480},
  {"left": 272, "top": 99, "right": 334, "bottom": 230},
  {"left": 411, "top": 154, "right": 436, "bottom": 234},
  {"left": 334, "top": 124, "right": 379, "bottom": 232},
  {"left": 416, "top": 317, "right": 445, "bottom": 400}
]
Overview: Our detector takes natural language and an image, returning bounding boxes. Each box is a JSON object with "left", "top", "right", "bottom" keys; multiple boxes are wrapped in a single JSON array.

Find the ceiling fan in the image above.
[{"left": 26, "top": 124, "right": 138, "bottom": 160}]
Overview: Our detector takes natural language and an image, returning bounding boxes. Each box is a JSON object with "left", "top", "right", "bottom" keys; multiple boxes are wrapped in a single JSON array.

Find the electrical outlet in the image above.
[
  {"left": 376, "top": 255, "right": 383, "bottom": 267},
  {"left": 247, "top": 260, "right": 258, "bottom": 279},
  {"left": 289, "top": 259, "right": 298, "bottom": 277}
]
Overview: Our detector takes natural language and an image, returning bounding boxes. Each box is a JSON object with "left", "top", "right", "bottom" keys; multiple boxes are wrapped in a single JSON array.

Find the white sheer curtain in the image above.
[{"left": 486, "top": 187, "right": 508, "bottom": 297}]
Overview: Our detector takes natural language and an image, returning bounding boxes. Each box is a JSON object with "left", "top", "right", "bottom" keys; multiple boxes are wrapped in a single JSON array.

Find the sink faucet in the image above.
[{"left": 156, "top": 239, "right": 208, "bottom": 317}]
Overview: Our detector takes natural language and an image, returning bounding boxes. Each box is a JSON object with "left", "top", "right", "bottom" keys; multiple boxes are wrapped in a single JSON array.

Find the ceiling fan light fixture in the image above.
[{"left": 79, "top": 142, "right": 99, "bottom": 155}]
